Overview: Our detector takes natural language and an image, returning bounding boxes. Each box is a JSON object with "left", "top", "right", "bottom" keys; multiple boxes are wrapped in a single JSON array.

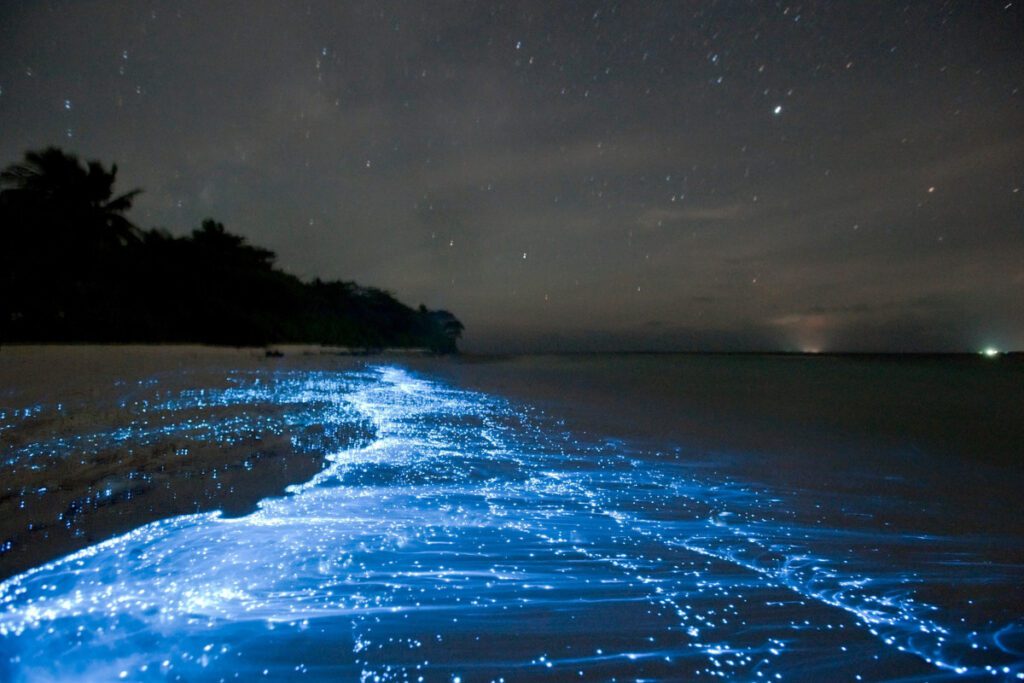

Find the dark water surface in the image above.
[{"left": 0, "top": 348, "right": 1021, "bottom": 681}]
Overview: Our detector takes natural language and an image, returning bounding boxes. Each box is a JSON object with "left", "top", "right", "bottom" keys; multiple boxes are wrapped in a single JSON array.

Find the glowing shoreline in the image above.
[{"left": 1, "top": 366, "right": 1021, "bottom": 680}]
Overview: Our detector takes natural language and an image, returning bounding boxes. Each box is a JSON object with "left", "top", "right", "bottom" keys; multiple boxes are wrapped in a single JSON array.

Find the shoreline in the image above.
[
  {"left": 3, "top": 347, "right": 1022, "bottom": 583},
  {"left": 0, "top": 348, "right": 376, "bottom": 580}
]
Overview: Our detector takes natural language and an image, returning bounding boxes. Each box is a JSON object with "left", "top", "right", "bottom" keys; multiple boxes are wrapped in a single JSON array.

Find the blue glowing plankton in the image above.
[{"left": 0, "top": 366, "right": 1021, "bottom": 681}]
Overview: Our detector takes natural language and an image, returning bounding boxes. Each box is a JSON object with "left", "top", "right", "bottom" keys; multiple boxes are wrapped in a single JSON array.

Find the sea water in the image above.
[{"left": 0, "top": 353, "right": 1021, "bottom": 681}]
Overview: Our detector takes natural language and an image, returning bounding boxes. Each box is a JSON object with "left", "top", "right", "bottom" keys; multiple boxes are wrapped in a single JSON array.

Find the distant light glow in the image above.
[{"left": 982, "top": 347, "right": 1000, "bottom": 357}]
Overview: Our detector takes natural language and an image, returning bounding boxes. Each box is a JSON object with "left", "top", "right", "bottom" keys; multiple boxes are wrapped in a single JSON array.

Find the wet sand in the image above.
[{"left": 0, "top": 345, "right": 375, "bottom": 579}]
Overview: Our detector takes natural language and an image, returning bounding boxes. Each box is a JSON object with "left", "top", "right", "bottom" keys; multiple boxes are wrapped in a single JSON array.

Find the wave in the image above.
[{"left": 0, "top": 366, "right": 1020, "bottom": 681}]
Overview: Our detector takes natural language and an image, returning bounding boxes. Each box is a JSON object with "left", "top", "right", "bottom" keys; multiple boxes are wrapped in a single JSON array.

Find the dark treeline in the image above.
[{"left": 0, "top": 148, "right": 463, "bottom": 352}]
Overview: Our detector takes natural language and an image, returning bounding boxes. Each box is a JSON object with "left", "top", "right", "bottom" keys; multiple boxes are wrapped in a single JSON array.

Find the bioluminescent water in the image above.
[{"left": 1, "top": 364, "right": 1022, "bottom": 681}]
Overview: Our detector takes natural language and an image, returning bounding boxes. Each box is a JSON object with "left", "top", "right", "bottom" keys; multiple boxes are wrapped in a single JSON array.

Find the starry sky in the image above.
[{"left": 1, "top": 2, "right": 1021, "bottom": 352}]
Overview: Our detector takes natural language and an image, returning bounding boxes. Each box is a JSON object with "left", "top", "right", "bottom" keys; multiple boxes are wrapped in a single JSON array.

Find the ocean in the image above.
[{"left": 0, "top": 347, "right": 1021, "bottom": 681}]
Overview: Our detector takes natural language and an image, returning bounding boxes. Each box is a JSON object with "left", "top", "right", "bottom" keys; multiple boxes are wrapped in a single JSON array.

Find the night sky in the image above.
[{"left": 1, "top": 2, "right": 1021, "bottom": 352}]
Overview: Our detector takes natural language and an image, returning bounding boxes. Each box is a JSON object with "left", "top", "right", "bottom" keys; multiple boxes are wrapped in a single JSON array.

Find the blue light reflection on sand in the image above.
[
  {"left": 1, "top": 372, "right": 368, "bottom": 466},
  {"left": 0, "top": 366, "right": 1021, "bottom": 681}
]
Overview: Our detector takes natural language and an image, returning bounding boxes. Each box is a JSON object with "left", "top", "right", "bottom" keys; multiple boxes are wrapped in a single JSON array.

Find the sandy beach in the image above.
[{"left": 0, "top": 346, "right": 374, "bottom": 578}]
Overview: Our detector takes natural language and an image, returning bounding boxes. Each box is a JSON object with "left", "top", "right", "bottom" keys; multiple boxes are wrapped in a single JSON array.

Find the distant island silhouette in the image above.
[{"left": 0, "top": 148, "right": 463, "bottom": 352}]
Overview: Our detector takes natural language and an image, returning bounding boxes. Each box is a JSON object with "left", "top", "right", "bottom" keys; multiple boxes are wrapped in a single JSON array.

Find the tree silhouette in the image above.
[
  {"left": 1, "top": 147, "right": 142, "bottom": 250},
  {"left": 191, "top": 218, "right": 275, "bottom": 269},
  {"left": 1, "top": 147, "right": 463, "bottom": 351}
]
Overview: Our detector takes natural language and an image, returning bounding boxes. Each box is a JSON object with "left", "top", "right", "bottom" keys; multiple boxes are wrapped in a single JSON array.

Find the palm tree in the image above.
[
  {"left": 1, "top": 148, "right": 144, "bottom": 340},
  {"left": 0, "top": 147, "right": 142, "bottom": 250}
]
